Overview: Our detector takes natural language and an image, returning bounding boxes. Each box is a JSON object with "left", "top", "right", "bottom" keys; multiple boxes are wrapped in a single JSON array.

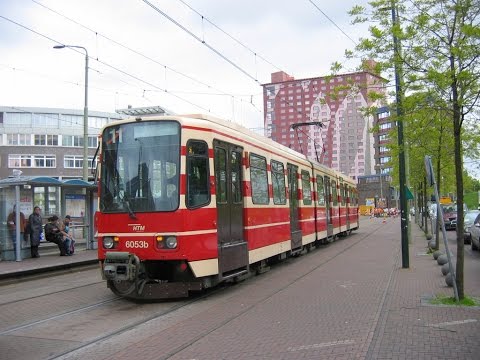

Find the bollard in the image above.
[
  {"left": 433, "top": 250, "right": 443, "bottom": 260},
  {"left": 437, "top": 254, "right": 448, "bottom": 266},
  {"left": 445, "top": 272, "right": 454, "bottom": 287},
  {"left": 441, "top": 262, "right": 454, "bottom": 276}
]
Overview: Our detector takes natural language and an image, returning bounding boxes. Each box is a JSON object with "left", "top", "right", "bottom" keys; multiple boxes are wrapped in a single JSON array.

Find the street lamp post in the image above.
[{"left": 53, "top": 44, "right": 89, "bottom": 181}]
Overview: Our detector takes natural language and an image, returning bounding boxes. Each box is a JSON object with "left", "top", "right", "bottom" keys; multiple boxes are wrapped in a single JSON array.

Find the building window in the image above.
[
  {"left": 64, "top": 155, "right": 96, "bottom": 169},
  {"left": 378, "top": 111, "right": 390, "bottom": 119},
  {"left": 88, "top": 136, "right": 98, "bottom": 148},
  {"left": 7, "top": 134, "right": 18, "bottom": 145},
  {"left": 34, "top": 135, "right": 46, "bottom": 145},
  {"left": 33, "top": 113, "right": 59, "bottom": 128},
  {"left": 8, "top": 154, "right": 56, "bottom": 168},
  {"left": 47, "top": 135, "right": 58, "bottom": 146},
  {"left": 34, "top": 134, "right": 58, "bottom": 146}
]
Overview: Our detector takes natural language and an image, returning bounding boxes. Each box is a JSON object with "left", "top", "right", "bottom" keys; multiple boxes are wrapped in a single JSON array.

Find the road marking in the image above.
[
  {"left": 428, "top": 319, "right": 477, "bottom": 328},
  {"left": 287, "top": 340, "right": 355, "bottom": 352}
]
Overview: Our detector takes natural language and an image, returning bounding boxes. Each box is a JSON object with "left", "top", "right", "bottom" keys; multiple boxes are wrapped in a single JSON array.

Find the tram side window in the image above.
[
  {"left": 340, "top": 184, "right": 346, "bottom": 206},
  {"left": 331, "top": 180, "right": 338, "bottom": 206},
  {"left": 186, "top": 140, "right": 210, "bottom": 208},
  {"left": 316, "top": 175, "right": 325, "bottom": 206},
  {"left": 250, "top": 153, "right": 269, "bottom": 204},
  {"left": 271, "top": 160, "right": 286, "bottom": 205},
  {"left": 301, "top": 170, "right": 312, "bottom": 205},
  {"left": 231, "top": 151, "right": 242, "bottom": 204},
  {"left": 215, "top": 147, "right": 227, "bottom": 204}
]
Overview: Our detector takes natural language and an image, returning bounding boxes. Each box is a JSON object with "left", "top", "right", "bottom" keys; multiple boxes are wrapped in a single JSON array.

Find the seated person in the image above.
[{"left": 44, "top": 215, "right": 70, "bottom": 256}]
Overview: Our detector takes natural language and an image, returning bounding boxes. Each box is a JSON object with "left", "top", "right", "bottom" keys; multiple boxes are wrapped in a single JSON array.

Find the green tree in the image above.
[{"left": 348, "top": 0, "right": 480, "bottom": 299}]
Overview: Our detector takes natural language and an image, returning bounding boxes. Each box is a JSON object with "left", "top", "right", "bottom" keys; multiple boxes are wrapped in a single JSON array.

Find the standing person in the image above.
[
  {"left": 7, "top": 205, "right": 26, "bottom": 255},
  {"left": 28, "top": 206, "right": 43, "bottom": 258}
]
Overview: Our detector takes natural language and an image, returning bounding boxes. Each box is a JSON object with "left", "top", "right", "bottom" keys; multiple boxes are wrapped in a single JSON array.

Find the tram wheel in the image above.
[{"left": 108, "top": 280, "right": 137, "bottom": 297}]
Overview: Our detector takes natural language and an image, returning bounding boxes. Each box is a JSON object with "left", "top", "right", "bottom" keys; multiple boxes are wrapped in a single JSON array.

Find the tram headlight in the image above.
[
  {"left": 103, "top": 236, "right": 115, "bottom": 249},
  {"left": 155, "top": 235, "right": 177, "bottom": 249},
  {"left": 165, "top": 236, "right": 177, "bottom": 249}
]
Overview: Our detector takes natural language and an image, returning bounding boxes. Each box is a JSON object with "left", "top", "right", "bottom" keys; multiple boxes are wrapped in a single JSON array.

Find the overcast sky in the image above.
[{"left": 0, "top": 0, "right": 371, "bottom": 130}]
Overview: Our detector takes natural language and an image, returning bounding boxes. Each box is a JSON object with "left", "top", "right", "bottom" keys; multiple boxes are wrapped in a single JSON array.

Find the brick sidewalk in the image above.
[
  {"left": 367, "top": 218, "right": 480, "bottom": 359},
  {"left": 0, "top": 247, "right": 98, "bottom": 280},
  {"left": 72, "top": 217, "right": 480, "bottom": 360},
  {"left": 1, "top": 217, "right": 479, "bottom": 359}
]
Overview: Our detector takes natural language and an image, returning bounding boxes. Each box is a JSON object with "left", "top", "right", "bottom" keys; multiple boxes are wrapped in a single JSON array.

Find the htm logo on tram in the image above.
[{"left": 129, "top": 224, "right": 145, "bottom": 231}]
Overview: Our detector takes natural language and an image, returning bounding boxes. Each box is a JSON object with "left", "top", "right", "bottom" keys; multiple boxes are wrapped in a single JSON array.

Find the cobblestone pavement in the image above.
[{"left": 2, "top": 217, "right": 480, "bottom": 360}]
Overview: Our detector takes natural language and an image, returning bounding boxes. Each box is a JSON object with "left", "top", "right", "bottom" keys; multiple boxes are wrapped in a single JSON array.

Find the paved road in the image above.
[{"left": 1, "top": 217, "right": 479, "bottom": 360}]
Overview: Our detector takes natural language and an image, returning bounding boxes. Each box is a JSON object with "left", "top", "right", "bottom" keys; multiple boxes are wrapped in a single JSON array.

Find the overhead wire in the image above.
[
  {"left": 140, "top": 0, "right": 261, "bottom": 85},
  {"left": 30, "top": 0, "right": 262, "bottom": 114},
  {"left": 0, "top": 14, "right": 218, "bottom": 116},
  {"left": 31, "top": 0, "right": 233, "bottom": 97},
  {"left": 307, "top": 0, "right": 358, "bottom": 46},
  {"left": 176, "top": 0, "right": 286, "bottom": 72}
]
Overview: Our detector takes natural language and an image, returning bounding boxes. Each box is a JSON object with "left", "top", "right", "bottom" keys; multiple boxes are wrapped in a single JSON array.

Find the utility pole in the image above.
[{"left": 391, "top": 0, "right": 409, "bottom": 268}]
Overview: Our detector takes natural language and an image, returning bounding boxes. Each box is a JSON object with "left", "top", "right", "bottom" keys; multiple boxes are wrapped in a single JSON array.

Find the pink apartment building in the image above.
[{"left": 262, "top": 66, "right": 386, "bottom": 179}]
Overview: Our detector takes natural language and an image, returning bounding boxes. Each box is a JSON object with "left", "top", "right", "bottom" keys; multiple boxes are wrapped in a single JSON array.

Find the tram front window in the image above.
[{"left": 100, "top": 121, "right": 180, "bottom": 213}]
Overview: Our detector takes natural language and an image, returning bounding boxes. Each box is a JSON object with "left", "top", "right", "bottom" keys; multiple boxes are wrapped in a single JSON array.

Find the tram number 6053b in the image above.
[{"left": 125, "top": 240, "right": 149, "bottom": 249}]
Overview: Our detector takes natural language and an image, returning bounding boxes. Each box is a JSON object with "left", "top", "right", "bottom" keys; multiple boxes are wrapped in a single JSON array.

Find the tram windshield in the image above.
[{"left": 100, "top": 120, "right": 180, "bottom": 213}]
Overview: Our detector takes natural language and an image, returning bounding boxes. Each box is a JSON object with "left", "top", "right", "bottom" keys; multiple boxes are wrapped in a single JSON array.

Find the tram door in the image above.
[
  {"left": 214, "top": 140, "right": 248, "bottom": 277},
  {"left": 287, "top": 164, "right": 302, "bottom": 250},
  {"left": 324, "top": 176, "right": 334, "bottom": 237}
]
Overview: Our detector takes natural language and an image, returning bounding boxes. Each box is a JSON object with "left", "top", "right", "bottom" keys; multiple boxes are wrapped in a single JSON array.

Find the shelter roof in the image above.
[{"left": 0, "top": 176, "right": 96, "bottom": 189}]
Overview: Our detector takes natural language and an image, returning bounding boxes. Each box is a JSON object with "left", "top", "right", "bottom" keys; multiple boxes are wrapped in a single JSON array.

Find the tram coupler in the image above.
[{"left": 103, "top": 252, "right": 139, "bottom": 281}]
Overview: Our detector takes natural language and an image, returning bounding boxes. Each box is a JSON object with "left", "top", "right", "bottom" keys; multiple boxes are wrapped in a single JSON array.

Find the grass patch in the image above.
[{"left": 430, "top": 295, "right": 480, "bottom": 306}]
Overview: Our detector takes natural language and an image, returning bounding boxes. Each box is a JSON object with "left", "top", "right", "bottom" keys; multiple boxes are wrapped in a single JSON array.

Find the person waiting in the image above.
[
  {"left": 44, "top": 215, "right": 70, "bottom": 256},
  {"left": 7, "top": 205, "right": 26, "bottom": 256}
]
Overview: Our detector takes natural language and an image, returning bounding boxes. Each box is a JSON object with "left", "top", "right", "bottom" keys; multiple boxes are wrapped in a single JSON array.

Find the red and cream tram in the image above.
[{"left": 95, "top": 114, "right": 359, "bottom": 299}]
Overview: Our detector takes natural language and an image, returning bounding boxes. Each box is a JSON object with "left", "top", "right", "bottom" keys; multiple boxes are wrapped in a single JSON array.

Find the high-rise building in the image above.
[{"left": 262, "top": 65, "right": 386, "bottom": 179}]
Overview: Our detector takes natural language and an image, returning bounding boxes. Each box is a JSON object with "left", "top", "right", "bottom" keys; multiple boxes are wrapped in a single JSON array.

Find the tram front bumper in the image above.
[{"left": 102, "top": 252, "right": 139, "bottom": 281}]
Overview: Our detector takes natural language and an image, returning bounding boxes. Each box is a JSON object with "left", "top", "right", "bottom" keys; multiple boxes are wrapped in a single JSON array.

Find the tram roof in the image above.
[{"left": 102, "top": 113, "right": 355, "bottom": 183}]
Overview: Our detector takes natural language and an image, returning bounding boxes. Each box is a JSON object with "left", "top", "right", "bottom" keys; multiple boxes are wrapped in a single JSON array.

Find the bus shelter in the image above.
[{"left": 0, "top": 176, "right": 97, "bottom": 261}]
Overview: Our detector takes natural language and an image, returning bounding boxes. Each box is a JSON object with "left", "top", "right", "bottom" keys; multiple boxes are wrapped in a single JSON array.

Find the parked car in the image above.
[
  {"left": 470, "top": 212, "right": 480, "bottom": 251},
  {"left": 463, "top": 210, "right": 480, "bottom": 244},
  {"left": 441, "top": 204, "right": 458, "bottom": 230}
]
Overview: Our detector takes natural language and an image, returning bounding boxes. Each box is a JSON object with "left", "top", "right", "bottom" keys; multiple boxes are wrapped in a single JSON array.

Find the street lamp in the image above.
[{"left": 53, "top": 44, "right": 89, "bottom": 181}]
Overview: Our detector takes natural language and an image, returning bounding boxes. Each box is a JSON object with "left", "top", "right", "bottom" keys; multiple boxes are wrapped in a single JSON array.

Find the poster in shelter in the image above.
[{"left": 65, "top": 194, "right": 85, "bottom": 217}]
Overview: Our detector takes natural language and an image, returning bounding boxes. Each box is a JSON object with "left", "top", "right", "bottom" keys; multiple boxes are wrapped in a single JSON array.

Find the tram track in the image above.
[
  {"left": 3, "top": 220, "right": 381, "bottom": 360},
  {"left": 50, "top": 285, "right": 230, "bottom": 360},
  {"left": 0, "top": 280, "right": 105, "bottom": 307},
  {"left": 51, "top": 220, "right": 384, "bottom": 360},
  {"left": 0, "top": 296, "right": 121, "bottom": 336},
  {"left": 157, "top": 222, "right": 385, "bottom": 360}
]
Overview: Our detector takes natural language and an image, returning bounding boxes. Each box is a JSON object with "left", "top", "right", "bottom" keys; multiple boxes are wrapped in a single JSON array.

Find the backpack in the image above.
[{"left": 44, "top": 223, "right": 59, "bottom": 242}]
